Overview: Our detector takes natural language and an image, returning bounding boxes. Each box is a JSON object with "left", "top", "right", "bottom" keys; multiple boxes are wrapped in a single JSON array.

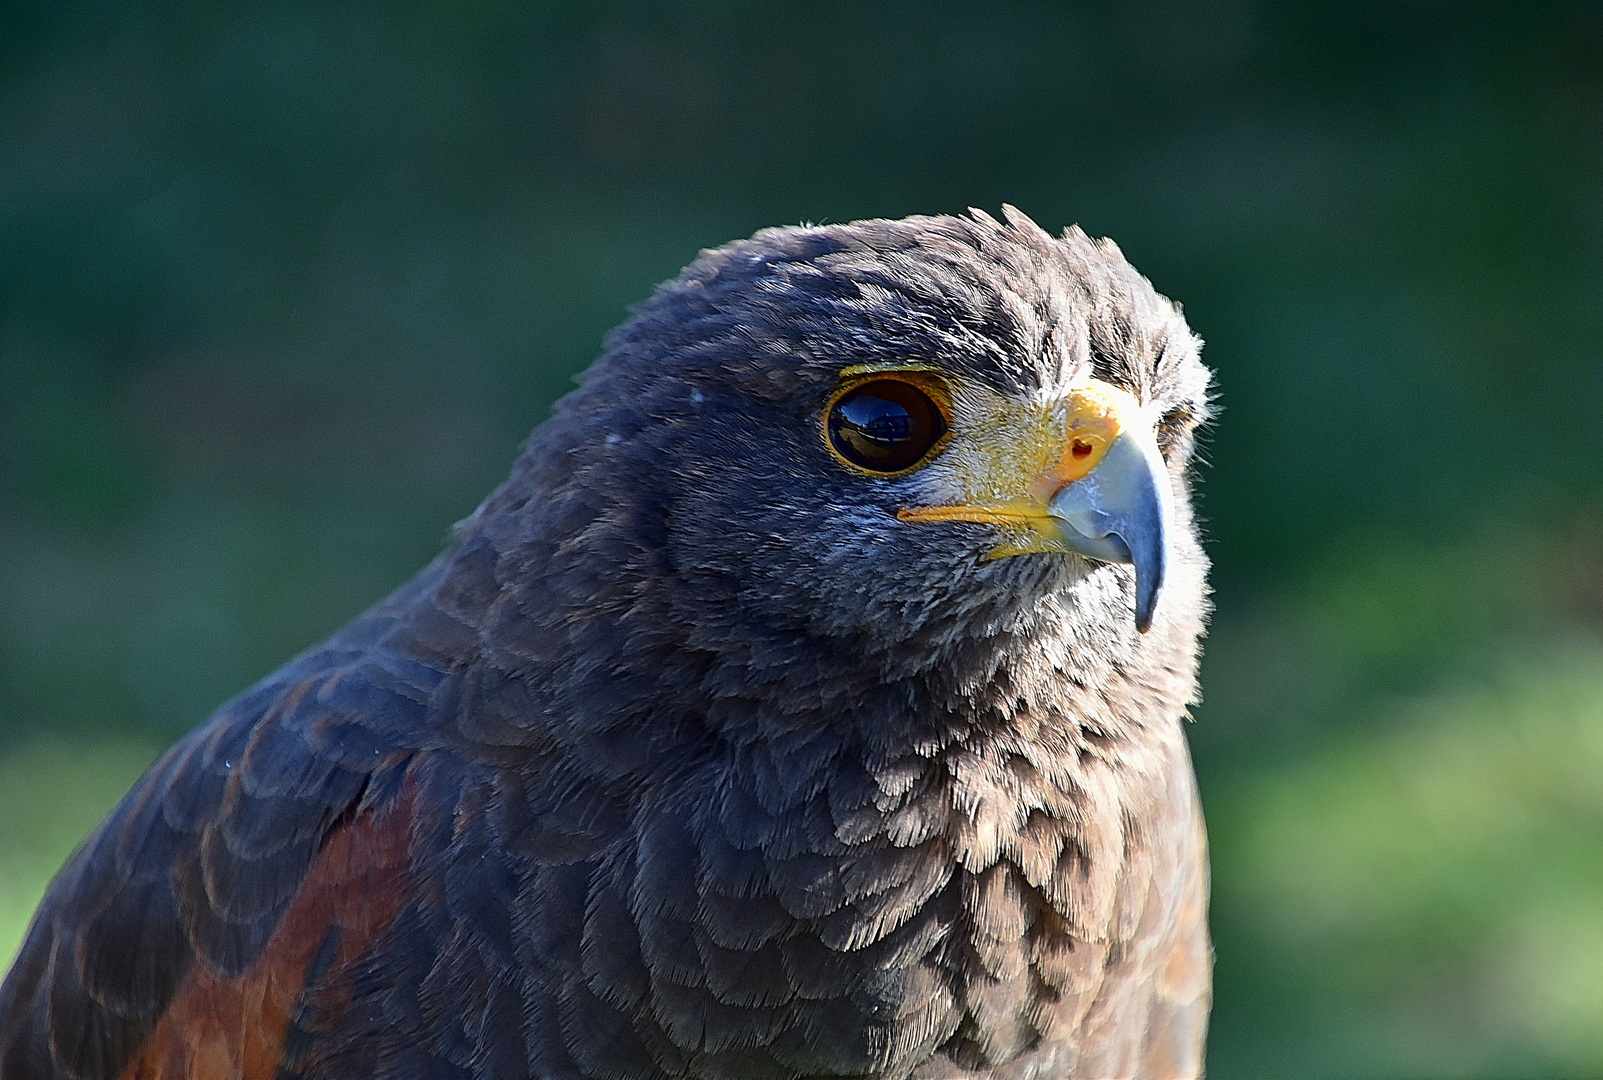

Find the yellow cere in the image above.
[{"left": 896, "top": 376, "right": 1142, "bottom": 559}]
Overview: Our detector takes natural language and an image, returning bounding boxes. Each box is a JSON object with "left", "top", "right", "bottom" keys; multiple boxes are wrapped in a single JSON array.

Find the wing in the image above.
[{"left": 0, "top": 577, "right": 451, "bottom": 1080}]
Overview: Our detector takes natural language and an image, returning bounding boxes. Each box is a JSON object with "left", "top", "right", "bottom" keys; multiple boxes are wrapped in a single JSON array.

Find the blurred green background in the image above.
[{"left": 1, "top": 1, "right": 1600, "bottom": 1075}]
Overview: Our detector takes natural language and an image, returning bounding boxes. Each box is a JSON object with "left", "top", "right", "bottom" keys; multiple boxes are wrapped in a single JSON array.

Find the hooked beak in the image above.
[
  {"left": 1045, "top": 422, "right": 1172, "bottom": 632},
  {"left": 898, "top": 379, "right": 1173, "bottom": 633}
]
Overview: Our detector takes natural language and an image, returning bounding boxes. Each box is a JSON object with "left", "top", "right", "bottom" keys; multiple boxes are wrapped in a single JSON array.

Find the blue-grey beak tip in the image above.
[
  {"left": 1132, "top": 538, "right": 1166, "bottom": 634},
  {"left": 1048, "top": 425, "right": 1173, "bottom": 634}
]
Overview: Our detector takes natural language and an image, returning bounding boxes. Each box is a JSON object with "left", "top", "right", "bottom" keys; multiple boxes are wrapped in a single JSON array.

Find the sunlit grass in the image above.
[
  {"left": 1210, "top": 636, "right": 1603, "bottom": 1076},
  {"left": 0, "top": 740, "right": 162, "bottom": 976}
]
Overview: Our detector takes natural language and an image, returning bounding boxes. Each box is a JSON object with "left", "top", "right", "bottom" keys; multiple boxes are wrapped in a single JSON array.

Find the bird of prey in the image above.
[{"left": 0, "top": 208, "right": 1214, "bottom": 1080}]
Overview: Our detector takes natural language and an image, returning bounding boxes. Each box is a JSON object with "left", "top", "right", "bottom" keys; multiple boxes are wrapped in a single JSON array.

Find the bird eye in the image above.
[{"left": 826, "top": 377, "right": 949, "bottom": 474}]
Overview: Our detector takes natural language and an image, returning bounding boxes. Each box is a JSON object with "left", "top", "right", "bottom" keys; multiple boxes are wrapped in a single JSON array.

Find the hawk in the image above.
[{"left": 0, "top": 208, "right": 1214, "bottom": 1079}]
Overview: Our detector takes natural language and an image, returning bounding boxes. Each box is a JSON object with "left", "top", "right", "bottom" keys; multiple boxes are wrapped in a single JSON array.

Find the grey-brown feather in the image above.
[{"left": 0, "top": 208, "right": 1213, "bottom": 1080}]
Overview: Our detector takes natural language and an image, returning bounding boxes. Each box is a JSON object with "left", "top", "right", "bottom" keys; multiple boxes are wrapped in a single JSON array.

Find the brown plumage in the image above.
[{"left": 0, "top": 208, "right": 1214, "bottom": 1080}]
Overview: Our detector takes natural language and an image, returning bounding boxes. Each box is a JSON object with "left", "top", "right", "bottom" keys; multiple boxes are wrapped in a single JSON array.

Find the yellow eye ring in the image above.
[{"left": 822, "top": 369, "right": 954, "bottom": 478}]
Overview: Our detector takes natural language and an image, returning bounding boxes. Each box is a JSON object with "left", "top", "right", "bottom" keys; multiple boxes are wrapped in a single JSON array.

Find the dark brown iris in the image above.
[{"left": 827, "top": 378, "right": 947, "bottom": 473}]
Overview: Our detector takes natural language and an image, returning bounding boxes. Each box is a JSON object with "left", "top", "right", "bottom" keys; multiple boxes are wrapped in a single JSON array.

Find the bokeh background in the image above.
[{"left": 1, "top": 1, "right": 1601, "bottom": 1075}]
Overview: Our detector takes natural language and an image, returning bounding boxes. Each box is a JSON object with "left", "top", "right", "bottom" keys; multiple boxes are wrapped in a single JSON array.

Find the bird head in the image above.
[{"left": 482, "top": 208, "right": 1212, "bottom": 732}]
